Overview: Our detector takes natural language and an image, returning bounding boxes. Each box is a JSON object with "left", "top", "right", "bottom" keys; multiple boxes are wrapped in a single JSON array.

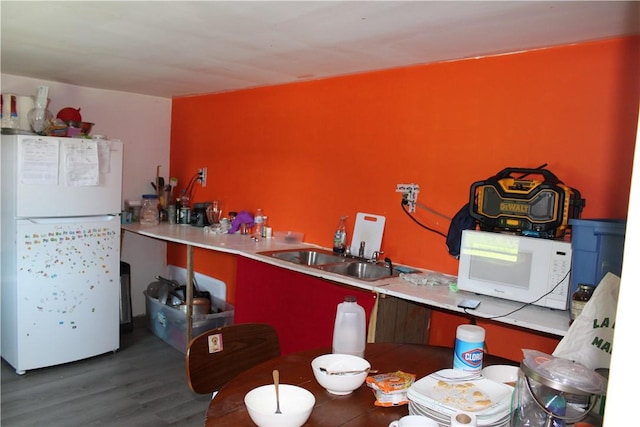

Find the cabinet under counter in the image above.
[{"left": 235, "top": 257, "right": 377, "bottom": 355}]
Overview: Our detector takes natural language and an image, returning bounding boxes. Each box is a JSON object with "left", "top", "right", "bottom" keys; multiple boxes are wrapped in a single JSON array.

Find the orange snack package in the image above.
[{"left": 365, "top": 371, "right": 416, "bottom": 407}]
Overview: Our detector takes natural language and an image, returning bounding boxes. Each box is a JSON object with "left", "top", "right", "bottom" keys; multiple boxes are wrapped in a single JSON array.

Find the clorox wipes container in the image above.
[{"left": 453, "top": 324, "right": 485, "bottom": 373}]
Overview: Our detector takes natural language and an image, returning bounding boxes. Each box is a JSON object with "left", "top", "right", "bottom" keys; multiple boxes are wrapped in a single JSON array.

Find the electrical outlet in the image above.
[
  {"left": 396, "top": 183, "right": 420, "bottom": 212},
  {"left": 198, "top": 167, "right": 207, "bottom": 187}
]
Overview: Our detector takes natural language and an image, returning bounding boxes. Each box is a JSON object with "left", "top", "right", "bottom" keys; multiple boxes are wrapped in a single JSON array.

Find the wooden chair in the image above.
[{"left": 185, "top": 323, "right": 281, "bottom": 395}]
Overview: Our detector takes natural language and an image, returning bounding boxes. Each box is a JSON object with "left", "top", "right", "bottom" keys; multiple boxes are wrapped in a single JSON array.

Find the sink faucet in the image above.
[
  {"left": 358, "top": 241, "right": 365, "bottom": 258},
  {"left": 371, "top": 250, "right": 384, "bottom": 263}
]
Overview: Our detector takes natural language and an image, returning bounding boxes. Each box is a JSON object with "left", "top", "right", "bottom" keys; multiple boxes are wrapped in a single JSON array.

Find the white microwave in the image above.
[{"left": 457, "top": 230, "right": 572, "bottom": 310}]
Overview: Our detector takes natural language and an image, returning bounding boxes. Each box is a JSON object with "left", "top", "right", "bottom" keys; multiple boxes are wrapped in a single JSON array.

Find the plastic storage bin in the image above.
[
  {"left": 145, "top": 265, "right": 233, "bottom": 353},
  {"left": 145, "top": 292, "right": 234, "bottom": 353},
  {"left": 568, "top": 219, "right": 626, "bottom": 296}
]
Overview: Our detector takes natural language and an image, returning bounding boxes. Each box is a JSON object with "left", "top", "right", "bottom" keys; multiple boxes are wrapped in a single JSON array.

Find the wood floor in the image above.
[{"left": 1, "top": 317, "right": 211, "bottom": 427}]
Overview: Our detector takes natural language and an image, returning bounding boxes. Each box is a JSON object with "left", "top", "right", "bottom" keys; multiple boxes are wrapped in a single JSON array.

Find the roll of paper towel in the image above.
[
  {"left": 451, "top": 411, "right": 477, "bottom": 427},
  {"left": 16, "top": 95, "right": 34, "bottom": 131}
]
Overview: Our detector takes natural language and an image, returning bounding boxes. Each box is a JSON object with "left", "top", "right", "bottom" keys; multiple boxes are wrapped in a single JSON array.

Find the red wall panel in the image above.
[{"left": 235, "top": 258, "right": 376, "bottom": 355}]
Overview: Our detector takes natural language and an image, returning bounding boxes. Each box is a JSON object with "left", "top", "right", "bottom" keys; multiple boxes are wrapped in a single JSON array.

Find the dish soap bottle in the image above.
[
  {"left": 333, "top": 216, "right": 348, "bottom": 254},
  {"left": 332, "top": 296, "right": 366, "bottom": 358}
]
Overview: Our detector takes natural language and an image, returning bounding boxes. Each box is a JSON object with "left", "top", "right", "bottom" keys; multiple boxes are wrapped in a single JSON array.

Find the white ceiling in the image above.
[{"left": 2, "top": 1, "right": 639, "bottom": 99}]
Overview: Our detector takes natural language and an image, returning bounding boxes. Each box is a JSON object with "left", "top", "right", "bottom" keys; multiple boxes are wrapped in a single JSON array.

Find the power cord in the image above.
[
  {"left": 400, "top": 199, "right": 448, "bottom": 238},
  {"left": 183, "top": 172, "right": 201, "bottom": 203},
  {"left": 461, "top": 269, "right": 571, "bottom": 320}
]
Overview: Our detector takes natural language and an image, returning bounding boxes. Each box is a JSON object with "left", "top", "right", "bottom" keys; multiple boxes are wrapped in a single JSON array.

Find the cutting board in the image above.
[{"left": 350, "top": 213, "right": 386, "bottom": 259}]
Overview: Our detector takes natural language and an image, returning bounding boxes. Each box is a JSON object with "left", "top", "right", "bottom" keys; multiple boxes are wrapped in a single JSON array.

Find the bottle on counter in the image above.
[
  {"left": 254, "top": 208, "right": 264, "bottom": 237},
  {"left": 261, "top": 215, "right": 269, "bottom": 238},
  {"left": 179, "top": 189, "right": 190, "bottom": 209},
  {"left": 570, "top": 284, "right": 595, "bottom": 324},
  {"left": 333, "top": 216, "right": 348, "bottom": 254},
  {"left": 332, "top": 296, "right": 366, "bottom": 358},
  {"left": 176, "top": 190, "right": 191, "bottom": 224}
]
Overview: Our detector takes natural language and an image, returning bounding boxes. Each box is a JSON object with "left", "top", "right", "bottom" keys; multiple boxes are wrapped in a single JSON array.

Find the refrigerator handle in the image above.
[{"left": 20, "top": 215, "right": 120, "bottom": 224}]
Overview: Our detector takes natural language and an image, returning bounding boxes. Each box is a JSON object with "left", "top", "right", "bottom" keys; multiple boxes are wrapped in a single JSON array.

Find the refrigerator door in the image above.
[
  {"left": 14, "top": 215, "right": 120, "bottom": 372},
  {"left": 13, "top": 135, "right": 123, "bottom": 217}
]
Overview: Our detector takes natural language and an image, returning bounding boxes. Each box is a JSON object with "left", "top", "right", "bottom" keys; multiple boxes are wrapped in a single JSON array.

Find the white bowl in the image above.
[
  {"left": 244, "top": 384, "right": 315, "bottom": 427},
  {"left": 311, "top": 353, "right": 371, "bottom": 395},
  {"left": 482, "top": 365, "right": 519, "bottom": 386}
]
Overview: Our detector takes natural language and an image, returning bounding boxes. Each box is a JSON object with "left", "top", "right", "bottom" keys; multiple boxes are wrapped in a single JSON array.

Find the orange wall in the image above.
[{"left": 167, "top": 36, "right": 639, "bottom": 357}]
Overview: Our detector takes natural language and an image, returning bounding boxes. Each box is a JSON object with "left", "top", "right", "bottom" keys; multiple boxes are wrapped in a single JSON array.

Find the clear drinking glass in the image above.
[{"left": 206, "top": 200, "right": 221, "bottom": 224}]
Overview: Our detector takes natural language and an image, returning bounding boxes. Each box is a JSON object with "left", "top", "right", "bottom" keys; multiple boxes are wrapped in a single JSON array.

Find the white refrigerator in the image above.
[{"left": 1, "top": 134, "right": 123, "bottom": 374}]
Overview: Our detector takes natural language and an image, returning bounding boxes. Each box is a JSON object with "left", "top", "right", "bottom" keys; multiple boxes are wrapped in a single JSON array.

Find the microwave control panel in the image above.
[{"left": 547, "top": 246, "right": 572, "bottom": 302}]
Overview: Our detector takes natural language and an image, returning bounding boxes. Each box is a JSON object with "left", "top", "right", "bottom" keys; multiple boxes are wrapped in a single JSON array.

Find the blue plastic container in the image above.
[{"left": 568, "top": 219, "right": 626, "bottom": 296}]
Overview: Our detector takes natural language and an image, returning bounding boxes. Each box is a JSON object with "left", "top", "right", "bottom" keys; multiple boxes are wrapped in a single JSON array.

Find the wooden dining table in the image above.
[{"left": 205, "top": 342, "right": 517, "bottom": 426}]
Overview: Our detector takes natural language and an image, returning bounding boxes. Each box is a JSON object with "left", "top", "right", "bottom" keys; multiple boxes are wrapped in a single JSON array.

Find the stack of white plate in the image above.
[{"left": 407, "top": 369, "right": 514, "bottom": 427}]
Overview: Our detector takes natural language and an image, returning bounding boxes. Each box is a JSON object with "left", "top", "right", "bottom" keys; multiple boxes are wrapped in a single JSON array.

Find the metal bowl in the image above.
[
  {"left": 179, "top": 297, "right": 211, "bottom": 315},
  {"left": 80, "top": 121, "right": 94, "bottom": 135}
]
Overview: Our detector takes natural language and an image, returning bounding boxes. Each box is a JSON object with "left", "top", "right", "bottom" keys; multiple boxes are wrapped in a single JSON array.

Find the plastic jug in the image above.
[{"left": 332, "top": 296, "right": 366, "bottom": 358}]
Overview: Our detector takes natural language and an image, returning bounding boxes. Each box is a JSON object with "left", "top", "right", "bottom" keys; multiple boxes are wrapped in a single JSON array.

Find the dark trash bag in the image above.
[{"left": 446, "top": 203, "right": 476, "bottom": 258}]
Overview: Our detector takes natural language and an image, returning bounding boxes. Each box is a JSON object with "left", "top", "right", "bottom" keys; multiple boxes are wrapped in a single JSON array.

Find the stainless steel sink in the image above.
[
  {"left": 261, "top": 249, "right": 348, "bottom": 266},
  {"left": 258, "top": 248, "right": 397, "bottom": 281},
  {"left": 318, "top": 261, "right": 398, "bottom": 281}
]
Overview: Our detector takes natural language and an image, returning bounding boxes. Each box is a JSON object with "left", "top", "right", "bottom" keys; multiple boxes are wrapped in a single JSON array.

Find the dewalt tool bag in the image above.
[{"left": 469, "top": 167, "right": 585, "bottom": 238}]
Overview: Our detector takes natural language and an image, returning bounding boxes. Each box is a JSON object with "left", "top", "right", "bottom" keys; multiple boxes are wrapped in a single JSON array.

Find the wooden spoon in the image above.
[{"left": 273, "top": 369, "right": 282, "bottom": 414}]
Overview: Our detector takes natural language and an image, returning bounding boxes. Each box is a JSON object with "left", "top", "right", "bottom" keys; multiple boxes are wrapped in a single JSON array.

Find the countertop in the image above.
[{"left": 122, "top": 223, "right": 570, "bottom": 336}]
